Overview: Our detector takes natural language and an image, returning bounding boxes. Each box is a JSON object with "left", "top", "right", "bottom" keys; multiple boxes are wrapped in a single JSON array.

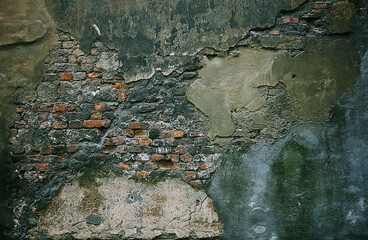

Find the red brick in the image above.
[
  {"left": 55, "top": 103, "right": 68, "bottom": 112},
  {"left": 282, "top": 17, "right": 290, "bottom": 23},
  {"left": 148, "top": 163, "right": 158, "bottom": 169},
  {"left": 53, "top": 122, "right": 67, "bottom": 129},
  {"left": 94, "top": 103, "right": 107, "bottom": 111},
  {"left": 105, "top": 138, "right": 111, "bottom": 146},
  {"left": 282, "top": 17, "right": 298, "bottom": 23},
  {"left": 129, "top": 122, "right": 141, "bottom": 130},
  {"left": 68, "top": 104, "right": 76, "bottom": 112},
  {"left": 190, "top": 180, "right": 202, "bottom": 185},
  {"left": 119, "top": 163, "right": 130, "bottom": 169},
  {"left": 16, "top": 106, "right": 26, "bottom": 113},
  {"left": 137, "top": 171, "right": 150, "bottom": 177},
  {"left": 167, "top": 154, "right": 179, "bottom": 163},
  {"left": 122, "top": 129, "right": 134, "bottom": 137},
  {"left": 117, "top": 145, "right": 127, "bottom": 153},
  {"left": 180, "top": 154, "right": 192, "bottom": 162},
  {"left": 40, "top": 146, "right": 52, "bottom": 155},
  {"left": 83, "top": 120, "right": 111, "bottom": 128},
  {"left": 31, "top": 104, "right": 41, "bottom": 112},
  {"left": 114, "top": 76, "right": 124, "bottom": 80},
  {"left": 133, "top": 162, "right": 142, "bottom": 168},
  {"left": 200, "top": 164, "right": 207, "bottom": 170},
  {"left": 174, "top": 130, "right": 185, "bottom": 138},
  {"left": 140, "top": 139, "right": 152, "bottom": 146},
  {"left": 36, "top": 163, "right": 49, "bottom": 171},
  {"left": 52, "top": 112, "right": 63, "bottom": 120},
  {"left": 120, "top": 89, "right": 126, "bottom": 101},
  {"left": 111, "top": 137, "right": 125, "bottom": 145},
  {"left": 186, "top": 162, "right": 199, "bottom": 170},
  {"left": 175, "top": 147, "right": 185, "bottom": 155},
  {"left": 152, "top": 155, "right": 165, "bottom": 161},
  {"left": 67, "top": 145, "right": 79, "bottom": 153},
  {"left": 290, "top": 18, "right": 299, "bottom": 23},
  {"left": 90, "top": 48, "right": 99, "bottom": 55},
  {"left": 68, "top": 120, "right": 83, "bottom": 129},
  {"left": 88, "top": 72, "right": 101, "bottom": 78},
  {"left": 312, "top": 3, "right": 327, "bottom": 9},
  {"left": 40, "top": 105, "right": 53, "bottom": 112},
  {"left": 172, "top": 163, "right": 185, "bottom": 170},
  {"left": 38, "top": 113, "right": 49, "bottom": 121},
  {"left": 184, "top": 171, "right": 196, "bottom": 180},
  {"left": 59, "top": 72, "right": 73, "bottom": 80}
]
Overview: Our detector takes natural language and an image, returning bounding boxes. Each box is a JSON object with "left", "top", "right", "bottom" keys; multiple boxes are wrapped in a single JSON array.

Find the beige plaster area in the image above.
[{"left": 187, "top": 40, "right": 360, "bottom": 139}]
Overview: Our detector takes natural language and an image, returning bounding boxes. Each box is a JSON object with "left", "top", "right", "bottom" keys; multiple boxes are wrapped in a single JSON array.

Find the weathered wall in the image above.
[{"left": 1, "top": 0, "right": 368, "bottom": 239}]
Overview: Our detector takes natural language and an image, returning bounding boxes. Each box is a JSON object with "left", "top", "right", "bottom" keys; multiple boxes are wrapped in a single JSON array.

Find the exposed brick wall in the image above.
[{"left": 8, "top": 31, "right": 222, "bottom": 185}]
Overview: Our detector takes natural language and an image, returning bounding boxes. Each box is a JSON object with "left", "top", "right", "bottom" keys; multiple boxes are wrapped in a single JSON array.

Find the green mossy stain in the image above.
[
  {"left": 77, "top": 171, "right": 107, "bottom": 215},
  {"left": 205, "top": 146, "right": 251, "bottom": 238},
  {"left": 270, "top": 141, "right": 316, "bottom": 240},
  {"left": 149, "top": 128, "right": 161, "bottom": 140}
]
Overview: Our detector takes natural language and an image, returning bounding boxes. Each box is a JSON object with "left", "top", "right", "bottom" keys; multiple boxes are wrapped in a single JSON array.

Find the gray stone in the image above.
[
  {"left": 86, "top": 215, "right": 102, "bottom": 225},
  {"left": 95, "top": 52, "right": 119, "bottom": 72},
  {"left": 73, "top": 72, "right": 87, "bottom": 80},
  {"left": 36, "top": 82, "right": 58, "bottom": 102}
]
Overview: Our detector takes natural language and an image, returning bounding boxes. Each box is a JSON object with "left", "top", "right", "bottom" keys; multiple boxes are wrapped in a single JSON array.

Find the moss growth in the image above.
[
  {"left": 149, "top": 128, "right": 161, "bottom": 140},
  {"left": 325, "top": 1, "right": 356, "bottom": 34},
  {"left": 270, "top": 140, "right": 317, "bottom": 240},
  {"left": 78, "top": 188, "right": 104, "bottom": 215},
  {"left": 77, "top": 171, "right": 107, "bottom": 215},
  {"left": 205, "top": 146, "right": 251, "bottom": 238}
]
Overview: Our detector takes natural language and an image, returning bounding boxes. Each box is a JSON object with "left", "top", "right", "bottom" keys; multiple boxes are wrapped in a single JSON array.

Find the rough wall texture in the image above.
[{"left": 1, "top": 0, "right": 368, "bottom": 239}]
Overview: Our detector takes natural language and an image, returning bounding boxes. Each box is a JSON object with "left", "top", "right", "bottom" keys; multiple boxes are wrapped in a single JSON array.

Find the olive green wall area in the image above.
[{"left": 0, "top": 0, "right": 57, "bottom": 235}]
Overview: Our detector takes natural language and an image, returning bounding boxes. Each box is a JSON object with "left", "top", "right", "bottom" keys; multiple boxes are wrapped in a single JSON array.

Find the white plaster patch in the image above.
[{"left": 37, "top": 176, "right": 222, "bottom": 239}]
